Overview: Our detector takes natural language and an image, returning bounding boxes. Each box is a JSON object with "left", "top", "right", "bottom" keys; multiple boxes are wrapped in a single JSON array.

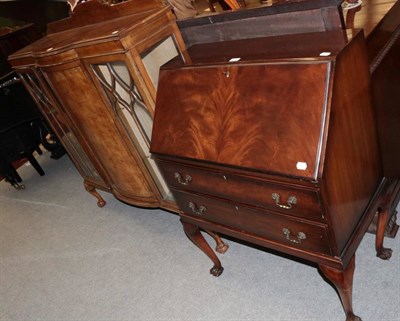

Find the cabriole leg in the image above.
[
  {"left": 84, "top": 182, "right": 106, "bottom": 208},
  {"left": 181, "top": 220, "right": 224, "bottom": 277},
  {"left": 204, "top": 229, "right": 229, "bottom": 254},
  {"left": 319, "top": 255, "right": 361, "bottom": 321},
  {"left": 375, "top": 201, "right": 393, "bottom": 260}
]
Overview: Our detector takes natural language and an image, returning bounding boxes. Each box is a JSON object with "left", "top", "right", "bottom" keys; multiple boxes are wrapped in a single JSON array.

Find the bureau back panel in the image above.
[{"left": 152, "top": 62, "right": 329, "bottom": 180}]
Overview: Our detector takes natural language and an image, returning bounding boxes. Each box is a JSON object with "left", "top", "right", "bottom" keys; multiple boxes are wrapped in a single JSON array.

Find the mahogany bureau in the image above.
[
  {"left": 150, "top": 30, "right": 388, "bottom": 321},
  {"left": 177, "top": 0, "right": 400, "bottom": 243}
]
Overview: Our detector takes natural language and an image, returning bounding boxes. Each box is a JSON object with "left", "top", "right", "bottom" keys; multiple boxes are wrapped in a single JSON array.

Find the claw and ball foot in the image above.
[
  {"left": 215, "top": 242, "right": 229, "bottom": 254},
  {"left": 319, "top": 255, "right": 362, "bottom": 321},
  {"left": 377, "top": 248, "right": 392, "bottom": 260},
  {"left": 346, "top": 313, "right": 362, "bottom": 321},
  {"left": 84, "top": 183, "right": 106, "bottom": 208},
  {"left": 210, "top": 265, "right": 224, "bottom": 277},
  {"left": 181, "top": 220, "right": 224, "bottom": 277},
  {"left": 204, "top": 229, "right": 229, "bottom": 254}
]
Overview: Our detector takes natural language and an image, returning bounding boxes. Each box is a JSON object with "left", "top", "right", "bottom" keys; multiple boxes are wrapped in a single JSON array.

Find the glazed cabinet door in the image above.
[
  {"left": 90, "top": 59, "right": 171, "bottom": 200},
  {"left": 85, "top": 43, "right": 184, "bottom": 200},
  {"left": 18, "top": 69, "right": 106, "bottom": 188},
  {"left": 42, "top": 61, "right": 159, "bottom": 206}
]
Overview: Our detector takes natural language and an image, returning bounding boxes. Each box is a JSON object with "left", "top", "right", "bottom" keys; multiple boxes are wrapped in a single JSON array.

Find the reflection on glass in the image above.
[
  {"left": 142, "top": 36, "right": 179, "bottom": 89},
  {"left": 20, "top": 72, "right": 102, "bottom": 181}
]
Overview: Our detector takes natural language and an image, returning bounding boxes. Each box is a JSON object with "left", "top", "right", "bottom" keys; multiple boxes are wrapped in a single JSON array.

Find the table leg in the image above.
[{"left": 375, "top": 197, "right": 393, "bottom": 260}]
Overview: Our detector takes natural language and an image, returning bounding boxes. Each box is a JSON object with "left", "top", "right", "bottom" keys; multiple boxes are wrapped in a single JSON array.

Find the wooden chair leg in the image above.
[
  {"left": 181, "top": 220, "right": 224, "bottom": 276},
  {"left": 224, "top": 0, "right": 242, "bottom": 9},
  {"left": 319, "top": 255, "right": 361, "bottom": 321}
]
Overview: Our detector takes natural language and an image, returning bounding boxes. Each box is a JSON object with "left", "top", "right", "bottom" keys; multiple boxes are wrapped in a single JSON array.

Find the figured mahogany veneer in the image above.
[
  {"left": 151, "top": 30, "right": 386, "bottom": 321},
  {"left": 154, "top": 63, "right": 330, "bottom": 179}
]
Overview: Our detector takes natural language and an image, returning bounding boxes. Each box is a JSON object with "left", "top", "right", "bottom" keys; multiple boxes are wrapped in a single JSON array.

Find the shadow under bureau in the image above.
[{"left": 150, "top": 30, "right": 390, "bottom": 321}]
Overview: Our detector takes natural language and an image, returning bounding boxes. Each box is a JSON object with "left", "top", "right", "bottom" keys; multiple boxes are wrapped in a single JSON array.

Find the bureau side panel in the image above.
[{"left": 321, "top": 33, "right": 382, "bottom": 254}]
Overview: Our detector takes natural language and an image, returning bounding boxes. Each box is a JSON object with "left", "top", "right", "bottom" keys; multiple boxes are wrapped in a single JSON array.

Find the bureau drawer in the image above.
[
  {"left": 173, "top": 189, "right": 331, "bottom": 256},
  {"left": 158, "top": 160, "right": 324, "bottom": 222}
]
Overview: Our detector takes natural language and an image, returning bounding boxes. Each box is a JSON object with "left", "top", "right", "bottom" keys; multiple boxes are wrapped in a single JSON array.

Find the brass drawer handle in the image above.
[
  {"left": 272, "top": 193, "right": 297, "bottom": 209},
  {"left": 174, "top": 172, "right": 192, "bottom": 185},
  {"left": 188, "top": 202, "right": 207, "bottom": 215},
  {"left": 282, "top": 228, "right": 306, "bottom": 244}
]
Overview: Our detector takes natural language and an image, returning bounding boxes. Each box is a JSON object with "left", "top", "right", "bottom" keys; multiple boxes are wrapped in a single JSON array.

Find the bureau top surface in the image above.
[{"left": 9, "top": 2, "right": 169, "bottom": 58}]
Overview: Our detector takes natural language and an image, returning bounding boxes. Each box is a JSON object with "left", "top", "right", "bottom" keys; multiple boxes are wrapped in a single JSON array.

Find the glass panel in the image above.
[
  {"left": 20, "top": 72, "right": 102, "bottom": 181},
  {"left": 93, "top": 62, "right": 153, "bottom": 143},
  {"left": 91, "top": 61, "right": 172, "bottom": 199},
  {"left": 142, "top": 36, "right": 179, "bottom": 89}
]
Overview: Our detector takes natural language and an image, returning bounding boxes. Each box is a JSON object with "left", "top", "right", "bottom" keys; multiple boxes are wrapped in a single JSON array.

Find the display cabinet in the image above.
[{"left": 9, "top": 0, "right": 187, "bottom": 209}]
